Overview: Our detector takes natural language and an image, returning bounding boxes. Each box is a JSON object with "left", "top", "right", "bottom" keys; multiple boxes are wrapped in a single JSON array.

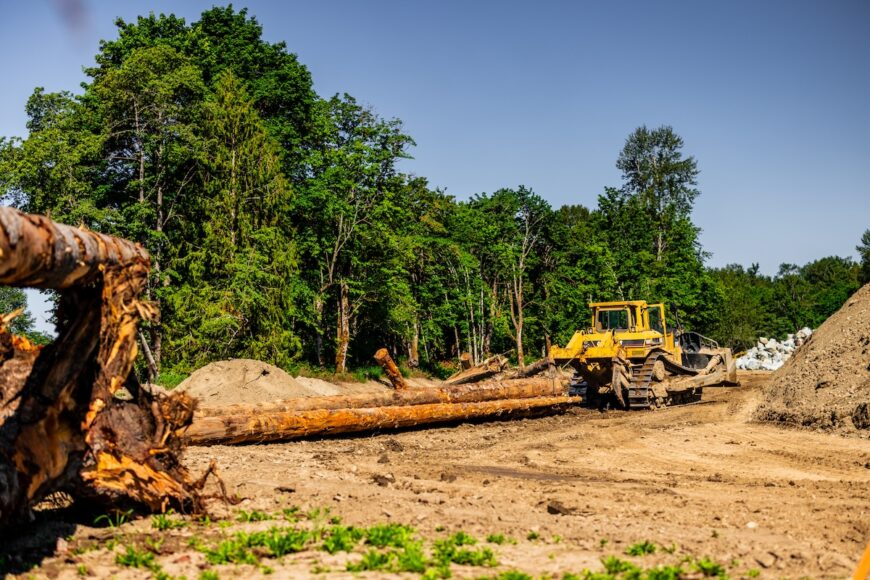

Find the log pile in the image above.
[{"left": 0, "top": 208, "right": 203, "bottom": 526}]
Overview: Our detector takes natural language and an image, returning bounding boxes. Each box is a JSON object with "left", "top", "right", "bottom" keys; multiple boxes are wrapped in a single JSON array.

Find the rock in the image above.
[
  {"left": 755, "top": 551, "right": 778, "bottom": 568},
  {"left": 546, "top": 500, "right": 573, "bottom": 515},
  {"left": 372, "top": 473, "right": 395, "bottom": 486},
  {"left": 377, "top": 453, "right": 391, "bottom": 464},
  {"left": 440, "top": 472, "right": 457, "bottom": 483},
  {"left": 745, "top": 521, "right": 758, "bottom": 529},
  {"left": 851, "top": 402, "right": 870, "bottom": 430}
]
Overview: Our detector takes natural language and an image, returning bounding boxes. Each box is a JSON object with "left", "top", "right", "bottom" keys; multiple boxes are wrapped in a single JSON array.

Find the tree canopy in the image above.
[{"left": 0, "top": 7, "right": 864, "bottom": 379}]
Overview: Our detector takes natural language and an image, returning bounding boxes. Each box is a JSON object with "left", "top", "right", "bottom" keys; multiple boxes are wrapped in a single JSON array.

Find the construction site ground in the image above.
[{"left": 10, "top": 371, "right": 870, "bottom": 579}]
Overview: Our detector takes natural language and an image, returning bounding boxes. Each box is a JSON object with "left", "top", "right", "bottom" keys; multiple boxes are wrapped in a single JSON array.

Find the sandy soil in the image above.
[
  {"left": 8, "top": 372, "right": 870, "bottom": 578},
  {"left": 757, "top": 282, "right": 870, "bottom": 437}
]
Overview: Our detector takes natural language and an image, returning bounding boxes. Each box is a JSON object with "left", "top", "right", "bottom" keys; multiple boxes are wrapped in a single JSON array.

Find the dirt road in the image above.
[
  {"left": 9, "top": 371, "right": 870, "bottom": 578},
  {"left": 181, "top": 372, "right": 870, "bottom": 577}
]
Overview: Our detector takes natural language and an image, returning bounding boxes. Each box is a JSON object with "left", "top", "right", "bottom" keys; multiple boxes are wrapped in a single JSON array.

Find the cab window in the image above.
[
  {"left": 649, "top": 308, "right": 664, "bottom": 333},
  {"left": 596, "top": 309, "right": 632, "bottom": 330}
]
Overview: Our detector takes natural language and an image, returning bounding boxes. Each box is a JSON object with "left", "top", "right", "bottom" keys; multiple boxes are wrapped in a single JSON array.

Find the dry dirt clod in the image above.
[
  {"left": 377, "top": 453, "right": 390, "bottom": 464},
  {"left": 372, "top": 473, "right": 395, "bottom": 487},
  {"left": 755, "top": 551, "right": 778, "bottom": 568},
  {"left": 546, "top": 500, "right": 573, "bottom": 515},
  {"left": 440, "top": 472, "right": 457, "bottom": 483}
]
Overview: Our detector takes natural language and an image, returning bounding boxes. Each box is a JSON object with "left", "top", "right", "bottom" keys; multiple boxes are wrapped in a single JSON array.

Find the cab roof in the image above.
[{"left": 588, "top": 300, "right": 655, "bottom": 308}]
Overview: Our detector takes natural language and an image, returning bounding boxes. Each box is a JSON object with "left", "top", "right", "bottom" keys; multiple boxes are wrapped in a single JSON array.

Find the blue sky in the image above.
[{"left": 2, "top": 1, "right": 869, "bottom": 332}]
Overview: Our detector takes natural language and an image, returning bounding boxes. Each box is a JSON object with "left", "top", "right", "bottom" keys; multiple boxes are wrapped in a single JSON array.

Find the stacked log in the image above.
[
  {"left": 186, "top": 377, "right": 569, "bottom": 446},
  {"left": 0, "top": 208, "right": 202, "bottom": 525}
]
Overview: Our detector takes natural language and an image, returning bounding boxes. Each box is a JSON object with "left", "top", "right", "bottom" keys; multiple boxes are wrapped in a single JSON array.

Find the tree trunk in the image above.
[
  {"left": 408, "top": 320, "right": 420, "bottom": 368},
  {"left": 187, "top": 394, "right": 570, "bottom": 446},
  {"left": 0, "top": 207, "right": 203, "bottom": 525},
  {"left": 373, "top": 348, "right": 408, "bottom": 390},
  {"left": 335, "top": 281, "right": 350, "bottom": 373}
]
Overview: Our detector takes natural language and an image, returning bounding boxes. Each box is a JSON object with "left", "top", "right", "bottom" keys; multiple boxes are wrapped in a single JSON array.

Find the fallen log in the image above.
[
  {"left": 186, "top": 395, "right": 572, "bottom": 445},
  {"left": 193, "top": 377, "right": 565, "bottom": 417},
  {"left": 373, "top": 348, "right": 408, "bottom": 390},
  {"left": 507, "top": 357, "right": 553, "bottom": 379},
  {"left": 444, "top": 354, "right": 508, "bottom": 385},
  {"left": 0, "top": 207, "right": 201, "bottom": 525}
]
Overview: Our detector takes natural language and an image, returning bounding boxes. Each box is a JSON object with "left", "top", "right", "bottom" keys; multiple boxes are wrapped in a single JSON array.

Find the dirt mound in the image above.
[
  {"left": 177, "top": 359, "right": 313, "bottom": 408},
  {"left": 754, "top": 283, "right": 870, "bottom": 437}
]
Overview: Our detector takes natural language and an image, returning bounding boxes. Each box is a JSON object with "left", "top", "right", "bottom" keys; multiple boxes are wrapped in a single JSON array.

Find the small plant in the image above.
[
  {"left": 152, "top": 511, "right": 186, "bottom": 531},
  {"left": 497, "top": 572, "right": 533, "bottom": 580},
  {"left": 691, "top": 557, "right": 726, "bottom": 577},
  {"left": 551, "top": 534, "right": 562, "bottom": 543},
  {"left": 526, "top": 531, "right": 540, "bottom": 541},
  {"left": 365, "top": 523, "right": 416, "bottom": 548},
  {"left": 746, "top": 568, "right": 760, "bottom": 578},
  {"left": 311, "top": 563, "right": 331, "bottom": 574},
  {"left": 145, "top": 536, "right": 165, "bottom": 553},
  {"left": 601, "top": 555, "right": 640, "bottom": 575},
  {"left": 599, "top": 538, "right": 609, "bottom": 548},
  {"left": 322, "top": 525, "right": 364, "bottom": 554},
  {"left": 115, "top": 544, "right": 157, "bottom": 570},
  {"left": 261, "top": 565, "right": 274, "bottom": 574},
  {"left": 204, "top": 539, "right": 259, "bottom": 566},
  {"left": 236, "top": 509, "right": 272, "bottom": 523},
  {"left": 450, "top": 530, "right": 477, "bottom": 546},
  {"left": 435, "top": 525, "right": 445, "bottom": 532},
  {"left": 396, "top": 541, "right": 428, "bottom": 573},
  {"left": 346, "top": 548, "right": 394, "bottom": 572},
  {"left": 76, "top": 564, "right": 88, "bottom": 576},
  {"left": 625, "top": 540, "right": 657, "bottom": 556},
  {"left": 94, "top": 508, "right": 133, "bottom": 529},
  {"left": 282, "top": 506, "right": 301, "bottom": 522},
  {"left": 710, "top": 529, "right": 719, "bottom": 538},
  {"left": 199, "top": 571, "right": 219, "bottom": 580},
  {"left": 486, "top": 533, "right": 507, "bottom": 545}
]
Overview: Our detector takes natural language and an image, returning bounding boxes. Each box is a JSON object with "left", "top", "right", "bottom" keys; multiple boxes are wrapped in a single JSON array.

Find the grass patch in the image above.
[{"left": 156, "top": 371, "right": 188, "bottom": 389}]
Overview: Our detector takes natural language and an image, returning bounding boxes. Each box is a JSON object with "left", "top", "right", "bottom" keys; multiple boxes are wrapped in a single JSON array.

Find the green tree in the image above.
[
  {"left": 162, "top": 71, "right": 301, "bottom": 370},
  {"left": 858, "top": 229, "right": 870, "bottom": 284},
  {"left": 0, "top": 287, "right": 36, "bottom": 335},
  {"left": 296, "top": 94, "right": 414, "bottom": 372},
  {"left": 615, "top": 125, "right": 699, "bottom": 261},
  {"left": 599, "top": 126, "right": 717, "bottom": 330}
]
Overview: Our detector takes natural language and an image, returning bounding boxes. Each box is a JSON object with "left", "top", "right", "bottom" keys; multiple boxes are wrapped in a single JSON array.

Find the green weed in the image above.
[
  {"left": 365, "top": 523, "right": 416, "bottom": 548},
  {"left": 322, "top": 525, "right": 364, "bottom": 554},
  {"left": 527, "top": 530, "right": 541, "bottom": 541},
  {"left": 115, "top": 544, "right": 158, "bottom": 570},
  {"left": 625, "top": 540, "right": 657, "bottom": 556},
  {"left": 236, "top": 509, "right": 272, "bottom": 522},
  {"left": 94, "top": 508, "right": 133, "bottom": 529},
  {"left": 346, "top": 548, "right": 394, "bottom": 572},
  {"left": 199, "top": 571, "right": 219, "bottom": 580},
  {"left": 152, "top": 511, "right": 186, "bottom": 531}
]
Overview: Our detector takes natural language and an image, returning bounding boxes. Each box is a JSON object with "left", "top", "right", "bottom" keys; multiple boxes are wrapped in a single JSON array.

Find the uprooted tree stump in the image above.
[{"left": 0, "top": 207, "right": 204, "bottom": 526}]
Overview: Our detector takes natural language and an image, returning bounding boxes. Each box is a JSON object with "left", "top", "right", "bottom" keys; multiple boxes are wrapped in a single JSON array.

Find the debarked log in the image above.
[
  {"left": 186, "top": 395, "right": 573, "bottom": 445},
  {"left": 0, "top": 207, "right": 202, "bottom": 526}
]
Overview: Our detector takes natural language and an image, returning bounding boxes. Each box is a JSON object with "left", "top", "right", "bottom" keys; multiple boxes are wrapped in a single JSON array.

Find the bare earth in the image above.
[{"left": 12, "top": 372, "right": 870, "bottom": 578}]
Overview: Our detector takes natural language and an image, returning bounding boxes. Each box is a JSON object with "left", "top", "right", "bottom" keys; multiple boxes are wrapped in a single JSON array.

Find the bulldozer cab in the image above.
[{"left": 590, "top": 301, "right": 668, "bottom": 337}]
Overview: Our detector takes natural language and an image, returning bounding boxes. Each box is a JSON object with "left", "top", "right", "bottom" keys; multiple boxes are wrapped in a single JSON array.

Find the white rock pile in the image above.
[{"left": 735, "top": 327, "right": 813, "bottom": 371}]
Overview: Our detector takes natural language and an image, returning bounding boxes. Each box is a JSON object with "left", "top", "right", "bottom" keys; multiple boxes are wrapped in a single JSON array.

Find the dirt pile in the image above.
[
  {"left": 754, "top": 282, "right": 870, "bottom": 436},
  {"left": 177, "top": 359, "right": 313, "bottom": 408}
]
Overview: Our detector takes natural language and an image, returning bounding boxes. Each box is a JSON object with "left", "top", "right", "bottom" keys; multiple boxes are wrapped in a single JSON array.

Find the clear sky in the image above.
[{"left": 2, "top": 0, "right": 869, "bottom": 332}]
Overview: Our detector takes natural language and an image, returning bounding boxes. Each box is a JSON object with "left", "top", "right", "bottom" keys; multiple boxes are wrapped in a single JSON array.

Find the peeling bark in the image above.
[{"left": 0, "top": 207, "right": 203, "bottom": 526}]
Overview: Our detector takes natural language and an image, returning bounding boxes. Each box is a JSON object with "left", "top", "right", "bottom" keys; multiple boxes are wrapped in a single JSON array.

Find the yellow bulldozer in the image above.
[{"left": 550, "top": 300, "right": 738, "bottom": 409}]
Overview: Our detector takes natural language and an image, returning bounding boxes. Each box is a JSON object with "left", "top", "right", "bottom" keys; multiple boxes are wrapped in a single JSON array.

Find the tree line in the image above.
[{"left": 1, "top": 7, "right": 866, "bottom": 379}]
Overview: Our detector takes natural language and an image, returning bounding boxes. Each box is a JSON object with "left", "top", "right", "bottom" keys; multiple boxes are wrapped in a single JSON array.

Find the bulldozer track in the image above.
[{"left": 627, "top": 351, "right": 701, "bottom": 409}]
